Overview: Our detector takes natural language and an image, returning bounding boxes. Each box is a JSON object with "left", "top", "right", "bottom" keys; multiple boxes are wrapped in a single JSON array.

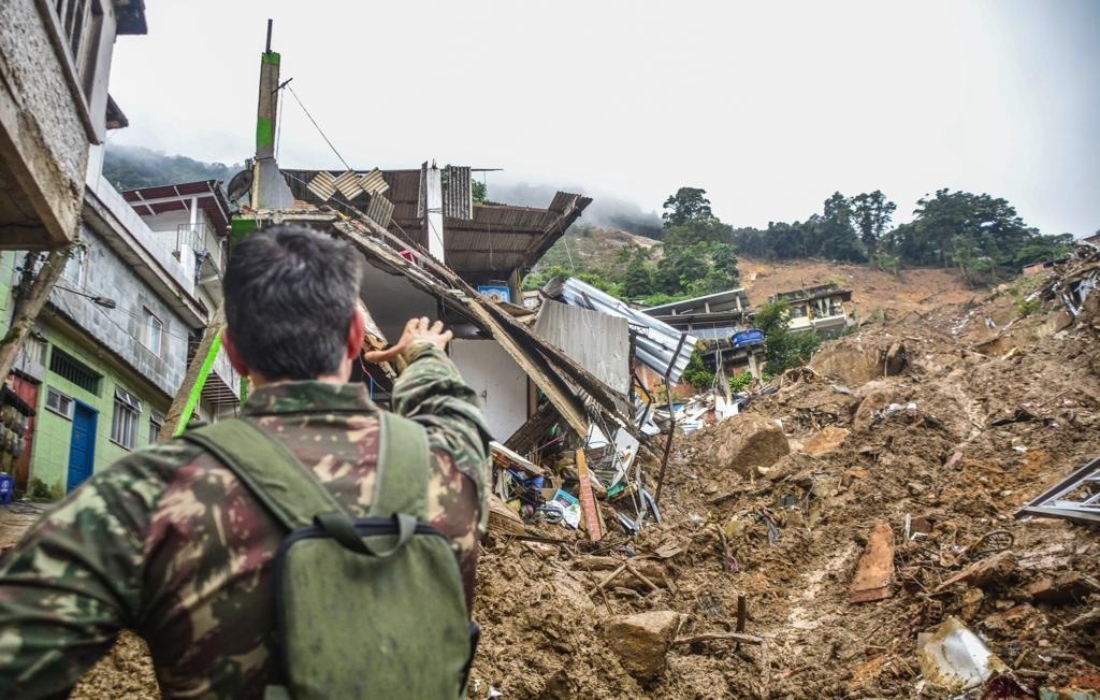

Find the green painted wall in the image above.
[
  {"left": 29, "top": 324, "right": 170, "bottom": 493},
  {"left": 0, "top": 251, "right": 18, "bottom": 335}
]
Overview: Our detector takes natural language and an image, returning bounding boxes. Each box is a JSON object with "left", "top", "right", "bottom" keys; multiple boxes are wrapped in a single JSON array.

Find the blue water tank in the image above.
[{"left": 0, "top": 473, "right": 13, "bottom": 505}]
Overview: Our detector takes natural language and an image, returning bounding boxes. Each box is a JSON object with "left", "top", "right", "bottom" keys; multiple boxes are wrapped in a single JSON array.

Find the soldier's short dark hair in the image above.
[{"left": 224, "top": 225, "right": 363, "bottom": 380}]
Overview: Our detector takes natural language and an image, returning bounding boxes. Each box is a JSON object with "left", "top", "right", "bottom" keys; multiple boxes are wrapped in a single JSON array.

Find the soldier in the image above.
[{"left": 0, "top": 225, "right": 490, "bottom": 697}]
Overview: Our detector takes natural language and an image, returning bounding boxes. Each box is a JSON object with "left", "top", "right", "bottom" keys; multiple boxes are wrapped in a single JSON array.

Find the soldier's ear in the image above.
[
  {"left": 222, "top": 328, "right": 250, "bottom": 377},
  {"left": 345, "top": 305, "right": 366, "bottom": 360}
]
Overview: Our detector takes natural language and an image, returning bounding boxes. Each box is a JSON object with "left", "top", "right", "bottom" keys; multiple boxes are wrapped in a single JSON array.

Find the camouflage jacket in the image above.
[{"left": 0, "top": 346, "right": 490, "bottom": 699}]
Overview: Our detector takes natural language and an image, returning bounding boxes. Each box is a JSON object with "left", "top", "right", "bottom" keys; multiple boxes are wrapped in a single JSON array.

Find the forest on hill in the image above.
[{"left": 525, "top": 186, "right": 1078, "bottom": 302}]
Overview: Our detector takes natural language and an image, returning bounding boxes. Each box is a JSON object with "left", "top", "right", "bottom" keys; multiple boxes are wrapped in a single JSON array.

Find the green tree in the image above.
[
  {"left": 681, "top": 350, "right": 715, "bottom": 391},
  {"left": 756, "top": 300, "right": 821, "bottom": 375},
  {"left": 662, "top": 187, "right": 713, "bottom": 228},
  {"left": 621, "top": 247, "right": 654, "bottom": 298},
  {"left": 850, "top": 190, "right": 897, "bottom": 256},
  {"left": 472, "top": 180, "right": 488, "bottom": 203}
]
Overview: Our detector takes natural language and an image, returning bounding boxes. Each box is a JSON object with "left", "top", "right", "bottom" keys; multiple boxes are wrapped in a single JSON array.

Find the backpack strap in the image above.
[
  {"left": 181, "top": 417, "right": 343, "bottom": 531},
  {"left": 369, "top": 412, "right": 430, "bottom": 521}
]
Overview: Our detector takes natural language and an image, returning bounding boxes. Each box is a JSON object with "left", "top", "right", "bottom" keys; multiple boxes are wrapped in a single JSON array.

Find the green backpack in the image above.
[{"left": 182, "top": 413, "right": 477, "bottom": 699}]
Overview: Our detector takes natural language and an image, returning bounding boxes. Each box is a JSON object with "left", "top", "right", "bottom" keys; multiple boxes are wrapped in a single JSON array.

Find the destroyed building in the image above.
[
  {"left": 768, "top": 281, "right": 854, "bottom": 334},
  {"left": 644, "top": 288, "right": 766, "bottom": 381}
]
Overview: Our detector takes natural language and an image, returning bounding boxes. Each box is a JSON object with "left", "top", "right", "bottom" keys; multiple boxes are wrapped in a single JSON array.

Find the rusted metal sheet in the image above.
[{"left": 535, "top": 300, "right": 630, "bottom": 395}]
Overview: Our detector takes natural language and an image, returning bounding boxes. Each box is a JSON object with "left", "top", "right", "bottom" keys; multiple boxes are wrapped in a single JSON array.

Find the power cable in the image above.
[{"left": 285, "top": 84, "right": 351, "bottom": 171}]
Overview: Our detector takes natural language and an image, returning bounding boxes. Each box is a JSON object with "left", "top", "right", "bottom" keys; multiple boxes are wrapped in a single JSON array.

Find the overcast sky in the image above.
[{"left": 107, "top": 1, "right": 1098, "bottom": 237}]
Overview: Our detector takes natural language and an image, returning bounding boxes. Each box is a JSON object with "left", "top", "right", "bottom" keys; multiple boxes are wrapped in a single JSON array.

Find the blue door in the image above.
[{"left": 67, "top": 402, "right": 97, "bottom": 493}]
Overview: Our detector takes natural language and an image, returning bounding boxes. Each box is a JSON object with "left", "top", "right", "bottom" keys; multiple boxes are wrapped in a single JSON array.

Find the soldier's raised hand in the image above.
[{"left": 363, "top": 317, "right": 453, "bottom": 364}]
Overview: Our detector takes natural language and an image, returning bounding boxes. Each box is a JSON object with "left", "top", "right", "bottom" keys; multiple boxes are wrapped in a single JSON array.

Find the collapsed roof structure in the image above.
[{"left": 208, "top": 24, "right": 677, "bottom": 458}]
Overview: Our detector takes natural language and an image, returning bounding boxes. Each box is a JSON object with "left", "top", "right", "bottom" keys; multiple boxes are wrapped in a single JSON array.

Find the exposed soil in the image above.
[
  {"left": 2, "top": 265, "right": 1097, "bottom": 699},
  {"left": 739, "top": 257, "right": 976, "bottom": 318},
  {"left": 466, "top": 270, "right": 1100, "bottom": 698}
]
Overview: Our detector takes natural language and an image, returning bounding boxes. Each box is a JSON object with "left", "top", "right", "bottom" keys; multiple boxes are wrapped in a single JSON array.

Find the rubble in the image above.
[{"left": 464, "top": 257, "right": 1100, "bottom": 698}]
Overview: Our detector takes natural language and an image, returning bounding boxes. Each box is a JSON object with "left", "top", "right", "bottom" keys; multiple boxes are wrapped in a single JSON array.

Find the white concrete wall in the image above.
[
  {"left": 84, "top": 175, "right": 196, "bottom": 297},
  {"left": 450, "top": 339, "right": 527, "bottom": 442}
]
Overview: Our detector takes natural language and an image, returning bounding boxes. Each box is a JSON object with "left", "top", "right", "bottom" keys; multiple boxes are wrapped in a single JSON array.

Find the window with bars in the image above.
[
  {"left": 49, "top": 348, "right": 101, "bottom": 395},
  {"left": 111, "top": 388, "right": 142, "bottom": 450}
]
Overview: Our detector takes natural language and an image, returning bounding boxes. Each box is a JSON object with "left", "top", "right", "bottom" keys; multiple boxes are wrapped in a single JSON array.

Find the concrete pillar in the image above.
[{"left": 423, "top": 163, "right": 444, "bottom": 263}]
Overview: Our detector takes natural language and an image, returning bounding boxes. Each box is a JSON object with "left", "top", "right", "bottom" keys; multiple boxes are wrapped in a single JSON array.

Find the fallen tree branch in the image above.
[{"left": 672, "top": 632, "right": 764, "bottom": 646}]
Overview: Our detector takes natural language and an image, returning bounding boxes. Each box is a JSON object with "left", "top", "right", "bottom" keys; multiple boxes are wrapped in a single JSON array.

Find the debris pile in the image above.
[{"left": 469, "top": 261, "right": 1100, "bottom": 699}]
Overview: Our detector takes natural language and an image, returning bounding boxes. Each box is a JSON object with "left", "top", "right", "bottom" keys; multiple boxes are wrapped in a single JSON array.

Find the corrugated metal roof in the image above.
[
  {"left": 535, "top": 301, "right": 631, "bottom": 394},
  {"left": 444, "top": 166, "right": 472, "bottom": 220},
  {"left": 560, "top": 278, "right": 698, "bottom": 383}
]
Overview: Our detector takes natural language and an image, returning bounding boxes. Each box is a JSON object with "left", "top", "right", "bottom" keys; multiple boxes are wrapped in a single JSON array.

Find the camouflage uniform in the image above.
[{"left": 0, "top": 345, "right": 490, "bottom": 699}]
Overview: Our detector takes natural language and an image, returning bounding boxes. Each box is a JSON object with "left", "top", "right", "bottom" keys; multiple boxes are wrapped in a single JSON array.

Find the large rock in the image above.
[
  {"left": 706, "top": 414, "right": 790, "bottom": 476},
  {"left": 810, "top": 340, "right": 907, "bottom": 386},
  {"left": 602, "top": 611, "right": 681, "bottom": 681},
  {"left": 800, "top": 426, "right": 850, "bottom": 456},
  {"left": 853, "top": 388, "right": 901, "bottom": 432}
]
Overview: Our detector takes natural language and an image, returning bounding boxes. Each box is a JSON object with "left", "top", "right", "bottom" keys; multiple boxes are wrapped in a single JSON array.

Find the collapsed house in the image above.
[
  {"left": 205, "top": 27, "right": 702, "bottom": 541},
  {"left": 643, "top": 288, "right": 766, "bottom": 382}
]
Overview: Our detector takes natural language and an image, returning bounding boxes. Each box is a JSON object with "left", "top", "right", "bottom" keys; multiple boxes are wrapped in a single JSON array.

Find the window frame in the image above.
[
  {"left": 142, "top": 308, "right": 164, "bottom": 357},
  {"left": 110, "top": 387, "right": 142, "bottom": 450},
  {"left": 148, "top": 410, "right": 165, "bottom": 445},
  {"left": 45, "top": 386, "right": 74, "bottom": 420}
]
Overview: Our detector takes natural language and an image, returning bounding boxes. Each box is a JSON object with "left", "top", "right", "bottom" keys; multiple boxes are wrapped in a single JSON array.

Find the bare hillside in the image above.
[{"left": 740, "top": 257, "right": 977, "bottom": 317}]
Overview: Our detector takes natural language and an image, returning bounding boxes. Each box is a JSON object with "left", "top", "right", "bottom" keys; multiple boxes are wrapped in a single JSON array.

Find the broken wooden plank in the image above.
[
  {"left": 488, "top": 495, "right": 526, "bottom": 537},
  {"left": 576, "top": 449, "right": 602, "bottom": 542},
  {"left": 850, "top": 522, "right": 895, "bottom": 603},
  {"left": 934, "top": 550, "right": 1015, "bottom": 593}
]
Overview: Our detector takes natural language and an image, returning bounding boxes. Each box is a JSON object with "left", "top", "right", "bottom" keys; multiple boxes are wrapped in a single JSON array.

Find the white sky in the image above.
[{"left": 107, "top": 1, "right": 1099, "bottom": 237}]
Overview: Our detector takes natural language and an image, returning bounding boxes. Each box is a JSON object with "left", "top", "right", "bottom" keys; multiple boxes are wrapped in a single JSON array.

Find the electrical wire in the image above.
[{"left": 285, "top": 84, "right": 351, "bottom": 171}]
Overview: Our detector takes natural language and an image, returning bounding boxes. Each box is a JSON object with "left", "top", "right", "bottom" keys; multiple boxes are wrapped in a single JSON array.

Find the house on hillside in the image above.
[
  {"left": 643, "top": 288, "right": 765, "bottom": 380},
  {"left": 0, "top": 3, "right": 244, "bottom": 497},
  {"left": 768, "top": 282, "right": 854, "bottom": 334}
]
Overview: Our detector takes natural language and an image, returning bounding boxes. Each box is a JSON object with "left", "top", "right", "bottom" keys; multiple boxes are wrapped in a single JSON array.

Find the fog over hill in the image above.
[{"left": 485, "top": 182, "right": 663, "bottom": 239}]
